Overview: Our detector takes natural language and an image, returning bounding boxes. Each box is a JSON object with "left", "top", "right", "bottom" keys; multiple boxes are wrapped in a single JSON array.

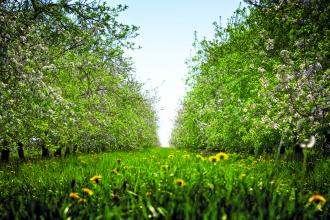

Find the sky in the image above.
[{"left": 110, "top": 0, "right": 243, "bottom": 146}]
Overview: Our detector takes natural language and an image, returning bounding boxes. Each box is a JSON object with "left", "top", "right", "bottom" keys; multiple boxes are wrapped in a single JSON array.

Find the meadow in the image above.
[{"left": 0, "top": 148, "right": 329, "bottom": 219}]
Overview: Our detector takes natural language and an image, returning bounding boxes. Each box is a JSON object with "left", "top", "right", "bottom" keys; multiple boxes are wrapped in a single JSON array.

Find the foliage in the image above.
[
  {"left": 0, "top": 148, "right": 329, "bottom": 219},
  {"left": 0, "top": 0, "right": 158, "bottom": 156},
  {"left": 171, "top": 0, "right": 330, "bottom": 155}
]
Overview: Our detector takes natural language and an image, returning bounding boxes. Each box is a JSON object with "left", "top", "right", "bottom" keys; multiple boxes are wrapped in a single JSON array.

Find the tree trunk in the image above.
[
  {"left": 293, "top": 144, "right": 303, "bottom": 161},
  {"left": 41, "top": 144, "right": 50, "bottom": 158},
  {"left": 72, "top": 144, "right": 78, "bottom": 155},
  {"left": 64, "top": 146, "right": 70, "bottom": 157},
  {"left": 1, "top": 149, "right": 10, "bottom": 162},
  {"left": 17, "top": 142, "right": 25, "bottom": 160},
  {"left": 54, "top": 147, "right": 62, "bottom": 157}
]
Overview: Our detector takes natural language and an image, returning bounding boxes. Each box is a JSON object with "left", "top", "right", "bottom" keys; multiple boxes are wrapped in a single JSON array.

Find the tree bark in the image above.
[
  {"left": 293, "top": 144, "right": 303, "bottom": 161},
  {"left": 1, "top": 149, "right": 10, "bottom": 162},
  {"left": 1, "top": 140, "right": 10, "bottom": 162},
  {"left": 17, "top": 142, "right": 25, "bottom": 160},
  {"left": 64, "top": 146, "right": 70, "bottom": 157},
  {"left": 41, "top": 144, "right": 49, "bottom": 158},
  {"left": 72, "top": 144, "right": 78, "bottom": 155},
  {"left": 53, "top": 147, "right": 62, "bottom": 157}
]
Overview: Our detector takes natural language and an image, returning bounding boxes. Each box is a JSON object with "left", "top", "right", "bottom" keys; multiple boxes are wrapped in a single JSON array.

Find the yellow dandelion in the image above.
[
  {"left": 82, "top": 188, "right": 94, "bottom": 196},
  {"left": 308, "top": 194, "right": 326, "bottom": 203},
  {"left": 174, "top": 178, "right": 186, "bottom": 187},
  {"left": 160, "top": 164, "right": 169, "bottom": 170},
  {"left": 69, "top": 192, "right": 80, "bottom": 200},
  {"left": 208, "top": 155, "right": 219, "bottom": 163},
  {"left": 146, "top": 191, "right": 152, "bottom": 197},
  {"left": 216, "top": 152, "right": 229, "bottom": 160},
  {"left": 168, "top": 154, "right": 174, "bottom": 159},
  {"left": 308, "top": 195, "right": 326, "bottom": 210},
  {"left": 90, "top": 175, "right": 102, "bottom": 184}
]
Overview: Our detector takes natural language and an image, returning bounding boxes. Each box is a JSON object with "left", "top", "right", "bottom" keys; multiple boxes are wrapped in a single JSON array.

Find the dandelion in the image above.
[
  {"left": 82, "top": 188, "right": 94, "bottom": 196},
  {"left": 208, "top": 155, "right": 219, "bottom": 163},
  {"left": 168, "top": 154, "right": 174, "bottom": 159},
  {"left": 308, "top": 194, "right": 326, "bottom": 211},
  {"left": 90, "top": 175, "right": 102, "bottom": 184},
  {"left": 216, "top": 152, "right": 229, "bottom": 160},
  {"left": 175, "top": 178, "right": 186, "bottom": 187},
  {"left": 69, "top": 192, "right": 80, "bottom": 200}
]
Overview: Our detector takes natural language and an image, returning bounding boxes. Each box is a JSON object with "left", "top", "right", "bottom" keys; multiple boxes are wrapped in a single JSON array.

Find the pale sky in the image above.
[{"left": 110, "top": 0, "right": 242, "bottom": 146}]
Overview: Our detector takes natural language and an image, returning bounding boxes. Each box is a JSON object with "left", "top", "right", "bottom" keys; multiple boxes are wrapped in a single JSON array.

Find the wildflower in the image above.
[
  {"left": 216, "top": 152, "right": 229, "bottom": 160},
  {"left": 308, "top": 194, "right": 326, "bottom": 211},
  {"left": 82, "top": 188, "right": 94, "bottom": 196},
  {"left": 146, "top": 191, "right": 152, "bottom": 197},
  {"left": 208, "top": 155, "right": 219, "bottom": 163},
  {"left": 90, "top": 175, "right": 102, "bottom": 184},
  {"left": 69, "top": 192, "right": 80, "bottom": 200},
  {"left": 175, "top": 178, "right": 186, "bottom": 187},
  {"left": 168, "top": 154, "right": 174, "bottom": 159},
  {"left": 112, "top": 168, "right": 120, "bottom": 175}
]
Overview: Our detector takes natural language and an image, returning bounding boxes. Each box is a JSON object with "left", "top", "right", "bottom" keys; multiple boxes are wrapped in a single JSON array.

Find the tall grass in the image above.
[{"left": 0, "top": 148, "right": 329, "bottom": 219}]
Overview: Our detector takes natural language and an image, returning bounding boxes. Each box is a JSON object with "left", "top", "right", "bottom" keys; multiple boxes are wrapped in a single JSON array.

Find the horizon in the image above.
[{"left": 111, "top": 0, "right": 243, "bottom": 146}]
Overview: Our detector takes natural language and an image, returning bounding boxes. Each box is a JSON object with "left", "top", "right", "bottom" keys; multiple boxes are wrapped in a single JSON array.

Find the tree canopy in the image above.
[
  {"left": 171, "top": 0, "right": 329, "bottom": 156},
  {"left": 1, "top": 0, "right": 158, "bottom": 160}
]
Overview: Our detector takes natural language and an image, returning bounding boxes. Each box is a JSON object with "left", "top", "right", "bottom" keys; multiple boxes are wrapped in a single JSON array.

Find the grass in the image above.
[{"left": 0, "top": 148, "right": 329, "bottom": 219}]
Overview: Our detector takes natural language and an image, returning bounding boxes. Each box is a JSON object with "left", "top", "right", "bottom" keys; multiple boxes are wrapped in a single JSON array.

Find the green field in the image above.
[{"left": 1, "top": 148, "right": 329, "bottom": 219}]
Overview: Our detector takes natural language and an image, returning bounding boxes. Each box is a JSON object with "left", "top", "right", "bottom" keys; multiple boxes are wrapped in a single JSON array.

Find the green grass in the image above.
[{"left": 0, "top": 148, "right": 329, "bottom": 219}]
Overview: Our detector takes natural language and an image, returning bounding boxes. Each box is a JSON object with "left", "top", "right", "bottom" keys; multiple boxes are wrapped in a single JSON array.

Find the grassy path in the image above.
[{"left": 0, "top": 148, "right": 329, "bottom": 219}]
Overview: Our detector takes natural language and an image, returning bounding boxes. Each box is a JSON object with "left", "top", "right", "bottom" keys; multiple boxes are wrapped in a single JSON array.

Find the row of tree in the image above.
[
  {"left": 0, "top": 0, "right": 159, "bottom": 161},
  {"left": 171, "top": 0, "right": 329, "bottom": 156}
]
